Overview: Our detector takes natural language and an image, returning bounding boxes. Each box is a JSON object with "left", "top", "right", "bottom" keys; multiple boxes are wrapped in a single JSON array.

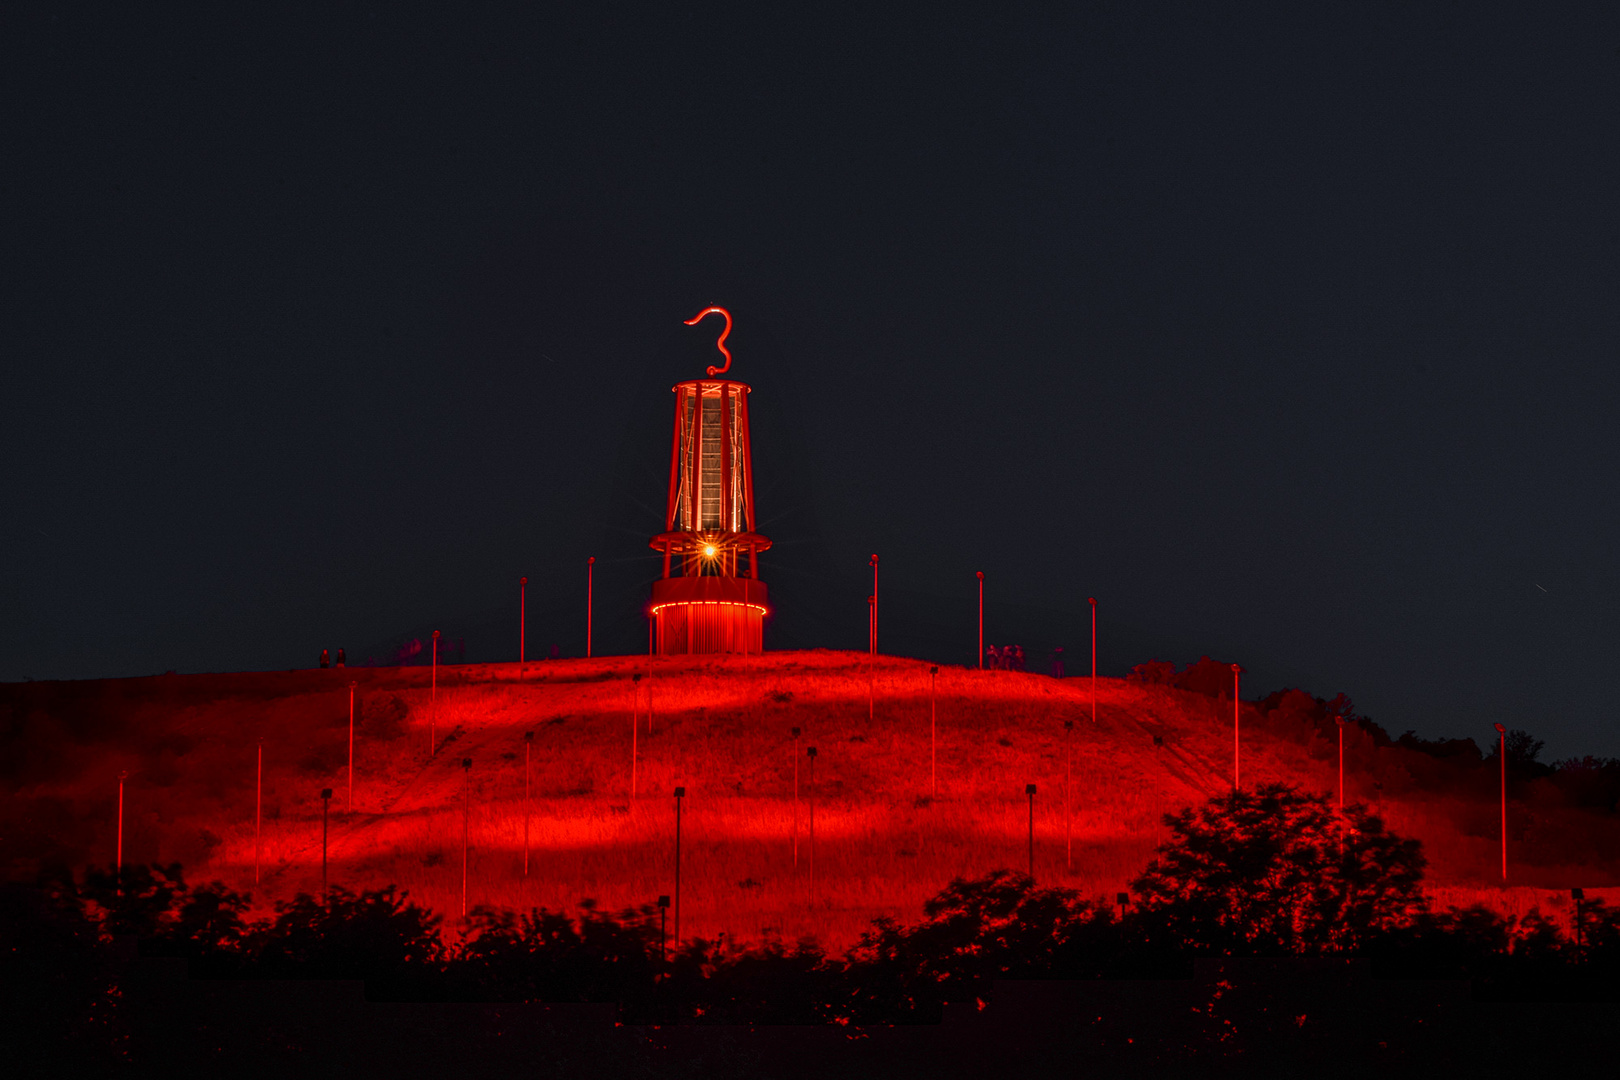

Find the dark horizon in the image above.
[{"left": 5, "top": 7, "right": 1619, "bottom": 758}]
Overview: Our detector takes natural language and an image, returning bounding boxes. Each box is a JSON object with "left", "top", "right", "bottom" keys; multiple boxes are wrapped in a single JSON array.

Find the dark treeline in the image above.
[{"left": 9, "top": 785, "right": 1620, "bottom": 1071}]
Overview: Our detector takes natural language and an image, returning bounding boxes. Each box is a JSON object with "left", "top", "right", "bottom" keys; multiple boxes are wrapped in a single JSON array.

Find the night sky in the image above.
[{"left": 5, "top": 7, "right": 1620, "bottom": 757}]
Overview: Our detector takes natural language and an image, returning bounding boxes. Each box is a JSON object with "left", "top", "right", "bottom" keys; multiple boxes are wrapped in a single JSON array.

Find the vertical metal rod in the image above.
[
  {"left": 930, "top": 667, "right": 938, "bottom": 798},
  {"left": 1065, "top": 720, "right": 1073, "bottom": 872},
  {"left": 461, "top": 758, "right": 472, "bottom": 917},
  {"left": 870, "top": 554, "right": 879, "bottom": 653},
  {"left": 519, "top": 576, "right": 527, "bottom": 672},
  {"left": 116, "top": 771, "right": 127, "bottom": 887},
  {"left": 523, "top": 733, "right": 532, "bottom": 877},
  {"left": 807, "top": 748, "right": 818, "bottom": 899},
  {"left": 720, "top": 383, "right": 733, "bottom": 532},
  {"left": 1231, "top": 664, "right": 1243, "bottom": 791},
  {"left": 673, "top": 786, "right": 685, "bottom": 947},
  {"left": 1089, "top": 598, "right": 1097, "bottom": 724},
  {"left": 1496, "top": 724, "right": 1507, "bottom": 882},
  {"left": 1026, "top": 783, "right": 1036, "bottom": 882},
  {"left": 347, "top": 681, "right": 356, "bottom": 812},
  {"left": 586, "top": 557, "right": 595, "bottom": 658},
  {"left": 254, "top": 744, "right": 262, "bottom": 885},
  {"left": 321, "top": 788, "right": 331, "bottom": 903},
  {"left": 977, "top": 572, "right": 984, "bottom": 669},
  {"left": 792, "top": 727, "right": 801, "bottom": 868}
]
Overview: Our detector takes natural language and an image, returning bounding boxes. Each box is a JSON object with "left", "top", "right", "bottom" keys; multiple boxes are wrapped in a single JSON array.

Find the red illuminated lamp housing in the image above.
[{"left": 648, "top": 308, "right": 772, "bottom": 654}]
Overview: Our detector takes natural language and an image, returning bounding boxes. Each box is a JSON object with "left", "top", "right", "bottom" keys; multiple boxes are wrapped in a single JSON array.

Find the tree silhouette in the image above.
[{"left": 1131, "top": 784, "right": 1427, "bottom": 955}]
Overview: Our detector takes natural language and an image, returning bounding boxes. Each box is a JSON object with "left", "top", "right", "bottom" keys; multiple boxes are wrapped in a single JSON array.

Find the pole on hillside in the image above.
[
  {"left": 523, "top": 732, "right": 534, "bottom": 876},
  {"left": 519, "top": 576, "right": 527, "bottom": 674},
  {"left": 1026, "top": 784, "right": 1037, "bottom": 882},
  {"left": 321, "top": 787, "right": 332, "bottom": 903},
  {"left": 1064, "top": 720, "right": 1074, "bottom": 872},
  {"left": 1089, "top": 598, "right": 1097, "bottom": 724},
  {"left": 254, "top": 743, "right": 263, "bottom": 885},
  {"left": 1495, "top": 722, "right": 1507, "bottom": 883},
  {"left": 870, "top": 554, "right": 879, "bottom": 653},
  {"left": 977, "top": 572, "right": 985, "bottom": 669},
  {"left": 930, "top": 667, "right": 939, "bottom": 798},
  {"left": 792, "top": 727, "right": 801, "bottom": 868},
  {"left": 631, "top": 674, "right": 643, "bottom": 799},
  {"left": 673, "top": 786, "right": 685, "bottom": 947},
  {"left": 807, "top": 747, "right": 818, "bottom": 898},
  {"left": 586, "top": 556, "right": 595, "bottom": 658},
  {"left": 461, "top": 757, "right": 472, "bottom": 918},
  {"left": 431, "top": 630, "right": 440, "bottom": 755},
  {"left": 347, "top": 681, "right": 356, "bottom": 812},
  {"left": 116, "top": 771, "right": 127, "bottom": 890},
  {"left": 1230, "top": 664, "right": 1243, "bottom": 791},
  {"left": 1336, "top": 717, "right": 1346, "bottom": 811}
]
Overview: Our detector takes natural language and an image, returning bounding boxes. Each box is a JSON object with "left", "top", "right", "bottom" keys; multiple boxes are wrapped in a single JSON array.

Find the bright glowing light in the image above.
[{"left": 704, "top": 544, "right": 717, "bottom": 558}]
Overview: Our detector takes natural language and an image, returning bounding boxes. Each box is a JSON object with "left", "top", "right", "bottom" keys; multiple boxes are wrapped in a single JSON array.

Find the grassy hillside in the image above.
[{"left": 5, "top": 650, "right": 1617, "bottom": 949}]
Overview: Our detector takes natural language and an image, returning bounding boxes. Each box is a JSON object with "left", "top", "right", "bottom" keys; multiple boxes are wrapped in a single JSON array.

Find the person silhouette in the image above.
[
  {"left": 335, "top": 648, "right": 345, "bottom": 668},
  {"left": 320, "top": 648, "right": 330, "bottom": 669},
  {"left": 1051, "top": 647, "right": 1065, "bottom": 679}
]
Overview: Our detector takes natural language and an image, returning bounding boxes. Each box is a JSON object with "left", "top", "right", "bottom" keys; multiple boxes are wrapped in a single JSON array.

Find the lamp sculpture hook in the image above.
[{"left": 684, "top": 306, "right": 733, "bottom": 375}]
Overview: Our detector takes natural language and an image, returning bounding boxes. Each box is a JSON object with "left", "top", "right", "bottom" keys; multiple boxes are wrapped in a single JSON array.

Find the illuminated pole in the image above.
[
  {"left": 1495, "top": 723, "right": 1507, "bottom": 883},
  {"left": 431, "top": 629, "right": 440, "bottom": 755},
  {"left": 523, "top": 731, "right": 533, "bottom": 877},
  {"left": 807, "top": 747, "right": 818, "bottom": 898},
  {"left": 347, "top": 681, "right": 356, "bottom": 812},
  {"left": 1064, "top": 719, "right": 1074, "bottom": 872},
  {"left": 870, "top": 554, "right": 879, "bottom": 653},
  {"left": 254, "top": 743, "right": 262, "bottom": 885},
  {"left": 586, "top": 556, "right": 595, "bottom": 658},
  {"left": 977, "top": 572, "right": 985, "bottom": 669},
  {"left": 1230, "top": 664, "right": 1243, "bottom": 791},
  {"left": 1025, "top": 784, "right": 1037, "bottom": 882},
  {"left": 673, "top": 786, "right": 685, "bottom": 946},
  {"left": 791, "top": 726, "right": 801, "bottom": 868},
  {"left": 631, "top": 674, "right": 642, "bottom": 799},
  {"left": 1089, "top": 598, "right": 1097, "bottom": 724},
  {"left": 116, "top": 770, "right": 127, "bottom": 886},
  {"left": 320, "top": 787, "right": 332, "bottom": 903},
  {"left": 930, "top": 666, "right": 938, "bottom": 798},
  {"left": 1336, "top": 717, "right": 1346, "bottom": 812},
  {"left": 519, "top": 576, "right": 527, "bottom": 674},
  {"left": 461, "top": 757, "right": 472, "bottom": 918}
]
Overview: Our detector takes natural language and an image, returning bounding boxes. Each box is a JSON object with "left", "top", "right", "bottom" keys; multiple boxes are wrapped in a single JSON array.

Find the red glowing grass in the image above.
[{"left": 5, "top": 650, "right": 1619, "bottom": 951}]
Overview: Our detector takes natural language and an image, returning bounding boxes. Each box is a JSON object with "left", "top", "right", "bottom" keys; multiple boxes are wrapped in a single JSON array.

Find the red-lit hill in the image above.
[{"left": 4, "top": 650, "right": 1617, "bottom": 949}]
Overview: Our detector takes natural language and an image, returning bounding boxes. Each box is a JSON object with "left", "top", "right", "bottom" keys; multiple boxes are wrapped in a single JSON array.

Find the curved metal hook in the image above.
[{"left": 683, "top": 306, "right": 733, "bottom": 376}]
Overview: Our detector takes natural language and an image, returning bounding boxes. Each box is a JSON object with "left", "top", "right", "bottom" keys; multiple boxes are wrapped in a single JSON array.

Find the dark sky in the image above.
[{"left": 5, "top": 6, "right": 1620, "bottom": 758}]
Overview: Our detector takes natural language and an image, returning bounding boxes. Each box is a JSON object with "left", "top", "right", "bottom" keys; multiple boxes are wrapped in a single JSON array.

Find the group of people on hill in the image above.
[
  {"left": 985, "top": 644, "right": 1025, "bottom": 671},
  {"left": 318, "top": 648, "right": 346, "bottom": 669}
]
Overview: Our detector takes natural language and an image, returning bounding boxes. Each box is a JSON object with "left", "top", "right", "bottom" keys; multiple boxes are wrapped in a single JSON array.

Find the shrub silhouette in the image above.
[{"left": 1131, "top": 783, "right": 1427, "bottom": 955}]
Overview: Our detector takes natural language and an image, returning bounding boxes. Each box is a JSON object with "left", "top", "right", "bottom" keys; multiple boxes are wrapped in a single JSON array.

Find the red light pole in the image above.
[
  {"left": 1025, "top": 783, "right": 1037, "bottom": 882},
  {"left": 347, "top": 681, "right": 356, "bottom": 812},
  {"left": 461, "top": 757, "right": 472, "bottom": 918},
  {"left": 586, "top": 556, "right": 595, "bottom": 658},
  {"left": 254, "top": 742, "right": 262, "bottom": 885},
  {"left": 320, "top": 787, "right": 333, "bottom": 903},
  {"left": 631, "top": 673, "right": 642, "bottom": 799},
  {"left": 1336, "top": 716, "right": 1346, "bottom": 812},
  {"left": 1495, "top": 722, "right": 1507, "bottom": 883},
  {"left": 791, "top": 726, "right": 801, "bottom": 868},
  {"left": 519, "top": 576, "right": 527, "bottom": 674},
  {"left": 116, "top": 770, "right": 127, "bottom": 887},
  {"left": 431, "top": 629, "right": 440, "bottom": 755},
  {"left": 673, "top": 786, "right": 685, "bottom": 947},
  {"left": 930, "top": 666, "right": 939, "bottom": 798},
  {"left": 807, "top": 747, "right": 818, "bottom": 898},
  {"left": 976, "top": 572, "right": 984, "bottom": 669},
  {"left": 1064, "top": 719, "right": 1074, "bottom": 872},
  {"left": 1230, "top": 664, "right": 1243, "bottom": 791},
  {"left": 870, "top": 554, "right": 879, "bottom": 653},
  {"left": 523, "top": 732, "right": 533, "bottom": 877},
  {"left": 1089, "top": 598, "right": 1097, "bottom": 724}
]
